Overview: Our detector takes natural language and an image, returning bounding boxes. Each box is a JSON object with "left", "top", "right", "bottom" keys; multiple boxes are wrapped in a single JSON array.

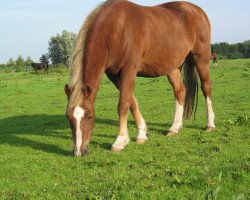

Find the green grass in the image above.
[{"left": 0, "top": 60, "right": 249, "bottom": 199}]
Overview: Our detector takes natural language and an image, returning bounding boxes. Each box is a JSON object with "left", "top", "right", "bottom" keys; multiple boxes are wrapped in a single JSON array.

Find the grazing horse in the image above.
[
  {"left": 31, "top": 62, "right": 49, "bottom": 74},
  {"left": 211, "top": 52, "right": 218, "bottom": 66},
  {"left": 65, "top": 0, "right": 215, "bottom": 157}
]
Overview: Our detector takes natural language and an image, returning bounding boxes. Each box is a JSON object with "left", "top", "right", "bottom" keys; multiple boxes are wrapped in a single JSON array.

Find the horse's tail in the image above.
[{"left": 183, "top": 53, "right": 198, "bottom": 119}]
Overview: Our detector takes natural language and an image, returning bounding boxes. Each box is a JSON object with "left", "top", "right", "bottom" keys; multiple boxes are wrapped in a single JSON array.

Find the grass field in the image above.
[{"left": 0, "top": 60, "right": 249, "bottom": 199}]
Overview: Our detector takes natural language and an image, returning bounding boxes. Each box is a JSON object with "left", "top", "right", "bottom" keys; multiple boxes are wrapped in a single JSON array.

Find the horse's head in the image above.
[{"left": 64, "top": 84, "right": 95, "bottom": 157}]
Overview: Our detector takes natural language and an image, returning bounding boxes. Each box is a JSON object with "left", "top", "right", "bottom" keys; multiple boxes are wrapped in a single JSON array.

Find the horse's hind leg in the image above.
[
  {"left": 167, "top": 68, "right": 186, "bottom": 136},
  {"left": 194, "top": 54, "right": 215, "bottom": 131},
  {"left": 106, "top": 73, "right": 147, "bottom": 146}
]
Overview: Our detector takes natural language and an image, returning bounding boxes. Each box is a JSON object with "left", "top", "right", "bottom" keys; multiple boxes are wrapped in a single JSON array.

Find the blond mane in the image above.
[{"left": 67, "top": 0, "right": 126, "bottom": 110}]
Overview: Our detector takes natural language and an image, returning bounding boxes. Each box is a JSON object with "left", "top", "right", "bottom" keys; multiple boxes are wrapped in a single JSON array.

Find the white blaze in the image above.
[
  {"left": 73, "top": 106, "right": 85, "bottom": 156},
  {"left": 169, "top": 101, "right": 184, "bottom": 133},
  {"left": 206, "top": 98, "right": 215, "bottom": 127}
]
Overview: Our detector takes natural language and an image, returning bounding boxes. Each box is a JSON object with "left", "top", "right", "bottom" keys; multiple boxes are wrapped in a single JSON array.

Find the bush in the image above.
[{"left": 49, "top": 63, "right": 68, "bottom": 75}]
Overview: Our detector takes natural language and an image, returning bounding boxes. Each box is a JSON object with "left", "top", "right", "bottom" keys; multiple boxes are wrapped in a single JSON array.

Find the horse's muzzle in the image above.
[{"left": 73, "top": 146, "right": 89, "bottom": 157}]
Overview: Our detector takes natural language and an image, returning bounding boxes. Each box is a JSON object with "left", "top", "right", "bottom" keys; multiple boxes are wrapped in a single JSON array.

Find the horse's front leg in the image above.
[
  {"left": 167, "top": 69, "right": 186, "bottom": 136},
  {"left": 106, "top": 73, "right": 148, "bottom": 146},
  {"left": 130, "top": 96, "right": 148, "bottom": 144},
  {"left": 111, "top": 68, "right": 136, "bottom": 152}
]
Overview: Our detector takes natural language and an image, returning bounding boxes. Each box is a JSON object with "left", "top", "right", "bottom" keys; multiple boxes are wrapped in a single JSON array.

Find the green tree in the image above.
[
  {"left": 6, "top": 58, "right": 16, "bottom": 67},
  {"left": 243, "top": 40, "right": 250, "bottom": 58},
  {"left": 212, "top": 43, "right": 223, "bottom": 55},
  {"left": 16, "top": 55, "right": 25, "bottom": 72},
  {"left": 40, "top": 53, "right": 49, "bottom": 64},
  {"left": 24, "top": 56, "right": 33, "bottom": 71},
  {"left": 25, "top": 56, "right": 33, "bottom": 66},
  {"left": 0, "top": 63, "right": 6, "bottom": 72},
  {"left": 48, "top": 30, "right": 76, "bottom": 65},
  {"left": 220, "top": 42, "right": 230, "bottom": 56}
]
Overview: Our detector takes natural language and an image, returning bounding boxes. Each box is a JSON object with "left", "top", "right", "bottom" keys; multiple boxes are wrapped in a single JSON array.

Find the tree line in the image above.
[
  {"left": 1, "top": 30, "right": 250, "bottom": 72},
  {"left": 212, "top": 40, "right": 250, "bottom": 59},
  {"left": 0, "top": 30, "right": 76, "bottom": 72}
]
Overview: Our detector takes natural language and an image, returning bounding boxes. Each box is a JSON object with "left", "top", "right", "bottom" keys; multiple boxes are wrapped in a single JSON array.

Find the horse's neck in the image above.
[
  {"left": 82, "top": 42, "right": 106, "bottom": 101},
  {"left": 82, "top": 65, "right": 104, "bottom": 101}
]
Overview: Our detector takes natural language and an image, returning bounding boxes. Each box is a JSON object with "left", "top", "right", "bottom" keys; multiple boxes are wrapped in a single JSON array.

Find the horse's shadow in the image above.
[
  {"left": 0, "top": 115, "right": 71, "bottom": 156},
  {"left": 0, "top": 115, "right": 140, "bottom": 156},
  {"left": 0, "top": 114, "right": 202, "bottom": 156}
]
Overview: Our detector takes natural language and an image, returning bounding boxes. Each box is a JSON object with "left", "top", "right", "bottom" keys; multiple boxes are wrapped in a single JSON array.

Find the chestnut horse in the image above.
[
  {"left": 65, "top": 0, "right": 215, "bottom": 157},
  {"left": 211, "top": 52, "right": 218, "bottom": 66}
]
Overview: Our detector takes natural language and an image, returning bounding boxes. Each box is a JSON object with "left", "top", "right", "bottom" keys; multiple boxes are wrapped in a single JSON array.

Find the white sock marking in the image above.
[
  {"left": 112, "top": 135, "right": 130, "bottom": 150},
  {"left": 206, "top": 98, "right": 215, "bottom": 127},
  {"left": 169, "top": 101, "right": 184, "bottom": 133},
  {"left": 137, "top": 117, "right": 147, "bottom": 140},
  {"left": 73, "top": 106, "right": 85, "bottom": 156}
]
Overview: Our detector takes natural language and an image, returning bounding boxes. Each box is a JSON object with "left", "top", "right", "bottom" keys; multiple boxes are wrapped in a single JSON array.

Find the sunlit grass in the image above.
[{"left": 0, "top": 60, "right": 249, "bottom": 199}]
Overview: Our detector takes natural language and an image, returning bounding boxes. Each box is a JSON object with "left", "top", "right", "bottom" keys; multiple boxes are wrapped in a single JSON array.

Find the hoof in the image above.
[
  {"left": 205, "top": 126, "right": 215, "bottom": 132},
  {"left": 111, "top": 135, "right": 129, "bottom": 152},
  {"left": 167, "top": 131, "right": 178, "bottom": 137},
  {"left": 136, "top": 138, "right": 147, "bottom": 144},
  {"left": 111, "top": 146, "right": 124, "bottom": 152}
]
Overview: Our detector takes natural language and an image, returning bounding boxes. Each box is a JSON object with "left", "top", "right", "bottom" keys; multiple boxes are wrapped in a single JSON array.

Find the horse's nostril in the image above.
[
  {"left": 81, "top": 147, "right": 89, "bottom": 156},
  {"left": 72, "top": 147, "right": 89, "bottom": 157}
]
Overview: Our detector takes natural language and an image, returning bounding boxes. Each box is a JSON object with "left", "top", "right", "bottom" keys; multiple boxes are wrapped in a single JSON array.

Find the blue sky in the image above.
[{"left": 0, "top": 0, "right": 250, "bottom": 63}]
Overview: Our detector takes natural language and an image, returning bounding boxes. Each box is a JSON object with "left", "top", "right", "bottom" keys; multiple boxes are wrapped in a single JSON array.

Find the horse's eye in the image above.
[{"left": 85, "top": 115, "right": 92, "bottom": 120}]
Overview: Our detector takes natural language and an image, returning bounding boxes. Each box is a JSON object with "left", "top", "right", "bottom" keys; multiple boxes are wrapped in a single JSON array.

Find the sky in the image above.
[{"left": 0, "top": 0, "right": 250, "bottom": 63}]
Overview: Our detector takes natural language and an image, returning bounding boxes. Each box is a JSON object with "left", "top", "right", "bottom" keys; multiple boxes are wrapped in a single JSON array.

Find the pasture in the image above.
[{"left": 0, "top": 60, "right": 249, "bottom": 199}]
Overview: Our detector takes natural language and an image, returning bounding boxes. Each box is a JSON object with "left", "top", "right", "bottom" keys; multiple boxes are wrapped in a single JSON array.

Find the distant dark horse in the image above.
[
  {"left": 211, "top": 52, "right": 218, "bottom": 66},
  {"left": 31, "top": 62, "right": 49, "bottom": 74}
]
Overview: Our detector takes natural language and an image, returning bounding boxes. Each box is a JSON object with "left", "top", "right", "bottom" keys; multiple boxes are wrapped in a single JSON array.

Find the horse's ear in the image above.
[
  {"left": 82, "top": 85, "right": 92, "bottom": 98},
  {"left": 64, "top": 84, "right": 71, "bottom": 97}
]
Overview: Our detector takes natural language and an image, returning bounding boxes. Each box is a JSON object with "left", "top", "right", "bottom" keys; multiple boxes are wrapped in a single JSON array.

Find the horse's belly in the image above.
[{"left": 137, "top": 63, "right": 173, "bottom": 78}]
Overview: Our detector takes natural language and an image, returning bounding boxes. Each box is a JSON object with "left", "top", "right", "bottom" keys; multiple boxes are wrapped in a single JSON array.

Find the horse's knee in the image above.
[{"left": 118, "top": 102, "right": 131, "bottom": 115}]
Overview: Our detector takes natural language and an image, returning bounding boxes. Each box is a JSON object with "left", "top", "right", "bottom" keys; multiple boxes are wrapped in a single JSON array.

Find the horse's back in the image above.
[
  {"left": 104, "top": 1, "right": 211, "bottom": 49},
  {"left": 107, "top": 1, "right": 210, "bottom": 30},
  {"left": 90, "top": 1, "right": 211, "bottom": 76}
]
